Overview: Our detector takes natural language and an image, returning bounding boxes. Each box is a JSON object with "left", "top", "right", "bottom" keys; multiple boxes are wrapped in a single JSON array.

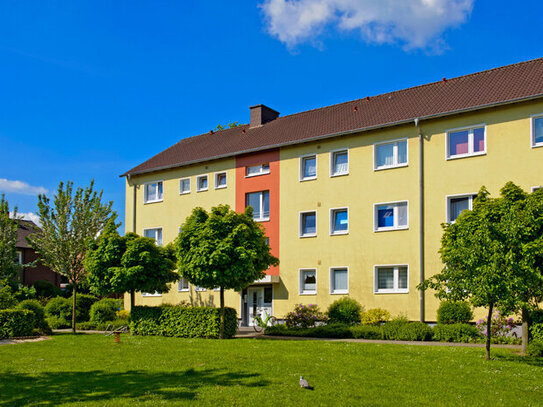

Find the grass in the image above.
[{"left": 1, "top": 334, "right": 542, "bottom": 406}]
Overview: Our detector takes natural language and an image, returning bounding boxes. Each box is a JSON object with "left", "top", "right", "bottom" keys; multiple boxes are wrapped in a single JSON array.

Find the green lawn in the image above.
[{"left": 1, "top": 334, "right": 542, "bottom": 406}]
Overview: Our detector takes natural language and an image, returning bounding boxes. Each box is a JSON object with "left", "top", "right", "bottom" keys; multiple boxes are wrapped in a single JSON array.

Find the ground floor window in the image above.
[
  {"left": 330, "top": 267, "right": 348, "bottom": 294},
  {"left": 374, "top": 265, "right": 408, "bottom": 294},
  {"left": 178, "top": 278, "right": 189, "bottom": 291},
  {"left": 299, "top": 269, "right": 317, "bottom": 294}
]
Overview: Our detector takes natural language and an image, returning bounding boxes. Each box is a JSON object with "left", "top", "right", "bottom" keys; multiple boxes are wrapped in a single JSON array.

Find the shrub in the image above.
[
  {"left": 527, "top": 340, "right": 543, "bottom": 358},
  {"left": 13, "top": 285, "right": 36, "bottom": 302},
  {"left": 130, "top": 306, "right": 237, "bottom": 339},
  {"left": 437, "top": 301, "right": 473, "bottom": 324},
  {"left": 432, "top": 323, "right": 481, "bottom": 342},
  {"left": 382, "top": 320, "right": 432, "bottom": 341},
  {"left": 0, "top": 309, "right": 35, "bottom": 338},
  {"left": 90, "top": 299, "right": 118, "bottom": 323},
  {"left": 476, "top": 310, "right": 516, "bottom": 338},
  {"left": 45, "top": 297, "right": 72, "bottom": 321},
  {"left": 33, "top": 281, "right": 61, "bottom": 299},
  {"left": 361, "top": 308, "right": 391, "bottom": 325},
  {"left": 69, "top": 294, "right": 98, "bottom": 322},
  {"left": 327, "top": 298, "right": 363, "bottom": 325},
  {"left": 116, "top": 310, "right": 130, "bottom": 320},
  {"left": 285, "top": 304, "right": 326, "bottom": 328},
  {"left": 530, "top": 323, "right": 543, "bottom": 342},
  {"left": 46, "top": 315, "right": 70, "bottom": 329},
  {"left": 530, "top": 309, "right": 543, "bottom": 325},
  {"left": 350, "top": 325, "right": 383, "bottom": 339},
  {"left": 17, "top": 299, "right": 51, "bottom": 334},
  {"left": 0, "top": 280, "right": 17, "bottom": 310},
  {"left": 77, "top": 319, "right": 128, "bottom": 331}
]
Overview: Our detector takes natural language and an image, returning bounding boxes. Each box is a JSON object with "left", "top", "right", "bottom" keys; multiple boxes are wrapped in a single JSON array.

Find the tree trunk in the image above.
[
  {"left": 72, "top": 285, "right": 77, "bottom": 334},
  {"left": 130, "top": 290, "right": 135, "bottom": 310},
  {"left": 521, "top": 307, "right": 529, "bottom": 355},
  {"left": 219, "top": 286, "right": 225, "bottom": 339},
  {"left": 485, "top": 303, "right": 494, "bottom": 361}
]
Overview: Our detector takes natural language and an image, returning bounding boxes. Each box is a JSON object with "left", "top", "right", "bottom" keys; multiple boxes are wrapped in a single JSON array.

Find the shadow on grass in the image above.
[
  {"left": 492, "top": 353, "right": 543, "bottom": 367},
  {"left": 0, "top": 368, "right": 268, "bottom": 405}
]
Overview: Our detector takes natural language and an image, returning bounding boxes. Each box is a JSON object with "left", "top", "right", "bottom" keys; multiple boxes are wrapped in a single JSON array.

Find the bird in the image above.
[{"left": 299, "top": 376, "right": 314, "bottom": 390}]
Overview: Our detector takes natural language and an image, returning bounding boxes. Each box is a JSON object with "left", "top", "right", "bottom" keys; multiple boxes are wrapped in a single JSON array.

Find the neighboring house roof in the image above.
[
  {"left": 123, "top": 58, "right": 543, "bottom": 177},
  {"left": 16, "top": 220, "right": 40, "bottom": 249}
]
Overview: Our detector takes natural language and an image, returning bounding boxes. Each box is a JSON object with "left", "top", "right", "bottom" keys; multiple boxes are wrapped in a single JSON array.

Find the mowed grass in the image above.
[{"left": 1, "top": 334, "right": 542, "bottom": 406}]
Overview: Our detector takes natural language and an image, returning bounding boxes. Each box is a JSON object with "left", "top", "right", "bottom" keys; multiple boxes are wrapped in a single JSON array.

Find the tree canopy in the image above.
[{"left": 0, "top": 195, "right": 21, "bottom": 281}]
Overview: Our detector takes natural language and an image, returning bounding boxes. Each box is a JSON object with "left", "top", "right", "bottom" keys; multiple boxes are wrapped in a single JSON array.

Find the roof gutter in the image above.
[{"left": 121, "top": 93, "right": 543, "bottom": 177}]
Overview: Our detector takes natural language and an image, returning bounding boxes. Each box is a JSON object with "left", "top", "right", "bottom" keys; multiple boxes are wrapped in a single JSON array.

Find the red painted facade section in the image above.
[{"left": 235, "top": 149, "right": 280, "bottom": 276}]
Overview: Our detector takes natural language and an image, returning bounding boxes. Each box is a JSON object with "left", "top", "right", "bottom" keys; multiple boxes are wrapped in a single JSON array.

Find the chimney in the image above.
[{"left": 249, "top": 104, "right": 279, "bottom": 128}]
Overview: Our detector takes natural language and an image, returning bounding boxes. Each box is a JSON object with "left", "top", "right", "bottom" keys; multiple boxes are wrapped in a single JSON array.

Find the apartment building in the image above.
[{"left": 122, "top": 58, "right": 543, "bottom": 324}]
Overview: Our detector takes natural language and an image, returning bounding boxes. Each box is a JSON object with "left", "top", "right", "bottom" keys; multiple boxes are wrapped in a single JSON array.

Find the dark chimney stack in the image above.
[{"left": 250, "top": 104, "right": 279, "bottom": 128}]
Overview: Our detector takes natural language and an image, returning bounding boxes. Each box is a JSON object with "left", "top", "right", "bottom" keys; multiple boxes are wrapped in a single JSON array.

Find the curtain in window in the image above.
[
  {"left": 246, "top": 193, "right": 261, "bottom": 219},
  {"left": 302, "top": 213, "right": 316, "bottom": 234},
  {"left": 398, "top": 141, "right": 407, "bottom": 164},
  {"left": 199, "top": 177, "right": 208, "bottom": 189},
  {"left": 397, "top": 203, "right": 408, "bottom": 227},
  {"left": 181, "top": 179, "right": 190, "bottom": 192},
  {"left": 146, "top": 183, "right": 156, "bottom": 201},
  {"left": 178, "top": 278, "right": 189, "bottom": 290},
  {"left": 334, "top": 152, "right": 348, "bottom": 174},
  {"left": 449, "top": 130, "right": 469, "bottom": 155},
  {"left": 535, "top": 118, "right": 543, "bottom": 144},
  {"left": 303, "top": 157, "right": 316, "bottom": 178},
  {"left": 157, "top": 182, "right": 163, "bottom": 199},
  {"left": 377, "top": 206, "right": 394, "bottom": 228},
  {"left": 378, "top": 268, "right": 394, "bottom": 289},
  {"left": 377, "top": 144, "right": 394, "bottom": 167},
  {"left": 398, "top": 267, "right": 408, "bottom": 289},
  {"left": 449, "top": 197, "right": 470, "bottom": 222},
  {"left": 262, "top": 191, "right": 270, "bottom": 219},
  {"left": 333, "top": 269, "right": 348, "bottom": 291},
  {"left": 473, "top": 127, "right": 485, "bottom": 152},
  {"left": 334, "top": 210, "right": 348, "bottom": 231},
  {"left": 303, "top": 270, "right": 316, "bottom": 291}
]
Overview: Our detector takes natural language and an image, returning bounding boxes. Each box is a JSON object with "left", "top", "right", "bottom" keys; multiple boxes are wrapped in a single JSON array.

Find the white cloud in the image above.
[
  {"left": 11, "top": 211, "right": 42, "bottom": 227},
  {"left": 260, "top": 0, "right": 474, "bottom": 50},
  {"left": 0, "top": 178, "right": 48, "bottom": 196}
]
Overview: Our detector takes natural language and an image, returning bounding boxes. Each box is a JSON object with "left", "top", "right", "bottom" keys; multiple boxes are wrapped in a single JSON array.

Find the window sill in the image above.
[
  {"left": 299, "top": 233, "right": 317, "bottom": 238},
  {"left": 300, "top": 176, "right": 317, "bottom": 182},
  {"left": 299, "top": 292, "right": 317, "bottom": 296},
  {"left": 532, "top": 142, "right": 543, "bottom": 149},
  {"left": 142, "top": 293, "right": 162, "bottom": 297},
  {"left": 196, "top": 188, "right": 208, "bottom": 193},
  {"left": 245, "top": 172, "right": 270, "bottom": 178},
  {"left": 374, "top": 226, "right": 409, "bottom": 233},
  {"left": 330, "top": 231, "right": 349, "bottom": 236},
  {"left": 446, "top": 151, "right": 486, "bottom": 161},
  {"left": 330, "top": 291, "right": 348, "bottom": 295},
  {"left": 179, "top": 191, "right": 190, "bottom": 195},
  {"left": 144, "top": 199, "right": 163, "bottom": 205},
  {"left": 374, "top": 290, "right": 409, "bottom": 294},
  {"left": 178, "top": 289, "right": 189, "bottom": 292},
  {"left": 374, "top": 163, "right": 408, "bottom": 172},
  {"left": 215, "top": 185, "right": 227, "bottom": 190},
  {"left": 330, "top": 172, "right": 349, "bottom": 178},
  {"left": 255, "top": 218, "right": 270, "bottom": 223}
]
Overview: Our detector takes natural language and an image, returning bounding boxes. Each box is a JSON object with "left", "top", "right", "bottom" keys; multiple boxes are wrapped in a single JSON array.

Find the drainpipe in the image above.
[{"left": 415, "top": 118, "right": 425, "bottom": 323}]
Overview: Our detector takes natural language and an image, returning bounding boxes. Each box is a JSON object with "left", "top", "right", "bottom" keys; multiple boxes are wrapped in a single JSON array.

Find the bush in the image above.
[
  {"left": 17, "top": 299, "right": 51, "bottom": 334},
  {"left": 130, "top": 306, "right": 237, "bottom": 339},
  {"left": 33, "top": 281, "right": 61, "bottom": 299},
  {"left": 382, "top": 320, "right": 432, "bottom": 341},
  {"left": 530, "top": 323, "right": 543, "bottom": 342},
  {"left": 116, "top": 310, "right": 130, "bottom": 320},
  {"left": 432, "top": 323, "right": 481, "bottom": 342},
  {"left": 327, "top": 298, "right": 363, "bottom": 325},
  {"left": 437, "top": 301, "right": 473, "bottom": 324},
  {"left": 0, "top": 281, "right": 17, "bottom": 310},
  {"left": 527, "top": 340, "right": 543, "bottom": 357},
  {"left": 69, "top": 294, "right": 98, "bottom": 322},
  {"left": 77, "top": 319, "right": 128, "bottom": 331},
  {"left": 361, "top": 308, "right": 391, "bottom": 325},
  {"left": 350, "top": 325, "right": 383, "bottom": 339},
  {"left": 90, "top": 299, "right": 118, "bottom": 323},
  {"left": 530, "top": 309, "right": 543, "bottom": 325},
  {"left": 0, "top": 309, "right": 35, "bottom": 338},
  {"left": 13, "top": 285, "right": 36, "bottom": 302},
  {"left": 46, "top": 315, "right": 70, "bottom": 329},
  {"left": 285, "top": 304, "right": 326, "bottom": 328},
  {"left": 45, "top": 297, "right": 72, "bottom": 321}
]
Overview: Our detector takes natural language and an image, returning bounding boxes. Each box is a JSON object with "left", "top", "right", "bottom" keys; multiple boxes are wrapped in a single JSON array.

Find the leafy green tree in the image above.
[
  {"left": 85, "top": 223, "right": 178, "bottom": 309},
  {"left": 28, "top": 180, "right": 117, "bottom": 333},
  {"left": 420, "top": 183, "right": 543, "bottom": 359},
  {"left": 214, "top": 122, "right": 241, "bottom": 131},
  {"left": 176, "top": 205, "right": 278, "bottom": 338},
  {"left": 0, "top": 195, "right": 22, "bottom": 281}
]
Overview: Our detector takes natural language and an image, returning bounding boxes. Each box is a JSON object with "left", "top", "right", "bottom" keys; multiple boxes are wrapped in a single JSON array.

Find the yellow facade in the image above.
[{"left": 125, "top": 99, "right": 543, "bottom": 322}]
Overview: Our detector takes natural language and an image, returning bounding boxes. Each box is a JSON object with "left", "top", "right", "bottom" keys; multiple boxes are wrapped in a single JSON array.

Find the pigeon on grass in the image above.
[{"left": 299, "top": 376, "right": 314, "bottom": 390}]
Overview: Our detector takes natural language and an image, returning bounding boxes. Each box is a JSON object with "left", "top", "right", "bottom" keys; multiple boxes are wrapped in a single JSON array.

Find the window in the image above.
[
  {"left": 195, "top": 286, "right": 207, "bottom": 292},
  {"left": 143, "top": 228, "right": 163, "bottom": 246},
  {"left": 300, "top": 211, "right": 317, "bottom": 237},
  {"left": 196, "top": 175, "right": 208, "bottom": 192},
  {"left": 447, "top": 194, "right": 476, "bottom": 223},
  {"left": 374, "top": 202, "right": 408, "bottom": 231},
  {"left": 330, "top": 149, "right": 348, "bottom": 176},
  {"left": 300, "top": 154, "right": 317, "bottom": 181},
  {"left": 246, "top": 191, "right": 270, "bottom": 221},
  {"left": 144, "top": 181, "right": 163, "bottom": 203},
  {"left": 178, "top": 278, "right": 189, "bottom": 292},
  {"left": 374, "top": 265, "right": 408, "bottom": 293},
  {"left": 300, "top": 269, "right": 317, "bottom": 294},
  {"left": 246, "top": 163, "right": 270, "bottom": 177},
  {"left": 215, "top": 172, "right": 227, "bottom": 189},
  {"left": 330, "top": 267, "right": 348, "bottom": 294},
  {"left": 330, "top": 208, "right": 348, "bottom": 235},
  {"left": 15, "top": 251, "right": 23, "bottom": 265},
  {"left": 142, "top": 292, "right": 161, "bottom": 297},
  {"left": 179, "top": 178, "right": 190, "bottom": 194},
  {"left": 532, "top": 115, "right": 543, "bottom": 147},
  {"left": 374, "top": 139, "right": 408, "bottom": 170},
  {"left": 532, "top": 186, "right": 542, "bottom": 192},
  {"left": 447, "top": 126, "right": 485, "bottom": 159}
]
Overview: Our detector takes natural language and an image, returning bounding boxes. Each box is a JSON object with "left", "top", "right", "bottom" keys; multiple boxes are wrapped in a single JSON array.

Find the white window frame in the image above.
[
  {"left": 142, "top": 292, "right": 162, "bottom": 297},
  {"left": 329, "top": 207, "right": 349, "bottom": 236},
  {"left": 329, "top": 148, "right": 349, "bottom": 177},
  {"left": 299, "top": 268, "right": 317, "bottom": 295},
  {"left": 373, "top": 138, "right": 408, "bottom": 171},
  {"left": 373, "top": 201, "right": 409, "bottom": 232},
  {"left": 245, "top": 163, "right": 270, "bottom": 177},
  {"left": 196, "top": 174, "right": 209, "bottom": 192},
  {"left": 445, "top": 124, "right": 486, "bottom": 160},
  {"left": 178, "top": 278, "right": 190, "bottom": 292},
  {"left": 446, "top": 193, "right": 477, "bottom": 223},
  {"left": 329, "top": 267, "right": 349, "bottom": 295},
  {"left": 143, "top": 180, "right": 164, "bottom": 204},
  {"left": 532, "top": 186, "right": 542, "bottom": 192},
  {"left": 143, "top": 227, "right": 163, "bottom": 246},
  {"left": 195, "top": 286, "right": 207, "bottom": 292},
  {"left": 179, "top": 177, "right": 191, "bottom": 195},
  {"left": 531, "top": 114, "right": 543, "bottom": 148},
  {"left": 299, "top": 153, "right": 317, "bottom": 181},
  {"left": 246, "top": 191, "right": 270, "bottom": 222},
  {"left": 214, "top": 172, "right": 227, "bottom": 189},
  {"left": 16, "top": 250, "right": 23, "bottom": 265},
  {"left": 374, "top": 264, "right": 409, "bottom": 294},
  {"left": 299, "top": 210, "right": 317, "bottom": 238}
]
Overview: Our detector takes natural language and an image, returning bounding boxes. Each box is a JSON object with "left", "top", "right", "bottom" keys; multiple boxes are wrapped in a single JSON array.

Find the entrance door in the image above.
[{"left": 247, "top": 286, "right": 272, "bottom": 326}]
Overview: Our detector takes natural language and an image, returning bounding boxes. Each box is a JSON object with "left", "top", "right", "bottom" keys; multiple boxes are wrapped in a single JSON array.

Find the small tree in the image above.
[
  {"left": 85, "top": 223, "right": 178, "bottom": 309},
  {"left": 176, "top": 205, "right": 278, "bottom": 338},
  {"left": 0, "top": 195, "right": 22, "bottom": 281},
  {"left": 28, "top": 181, "right": 117, "bottom": 332}
]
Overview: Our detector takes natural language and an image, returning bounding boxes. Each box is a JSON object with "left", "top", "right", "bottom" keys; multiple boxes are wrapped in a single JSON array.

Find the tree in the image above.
[
  {"left": 214, "top": 122, "right": 241, "bottom": 131},
  {"left": 176, "top": 205, "right": 279, "bottom": 338},
  {"left": 0, "top": 195, "right": 22, "bottom": 281},
  {"left": 28, "top": 180, "right": 117, "bottom": 333},
  {"left": 85, "top": 223, "right": 178, "bottom": 309},
  {"left": 419, "top": 183, "right": 543, "bottom": 359}
]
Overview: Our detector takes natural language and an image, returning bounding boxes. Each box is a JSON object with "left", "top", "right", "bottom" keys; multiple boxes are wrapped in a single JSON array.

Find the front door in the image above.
[{"left": 247, "top": 286, "right": 272, "bottom": 326}]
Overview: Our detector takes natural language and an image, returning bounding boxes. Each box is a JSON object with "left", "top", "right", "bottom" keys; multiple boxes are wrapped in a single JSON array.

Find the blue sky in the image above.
[{"left": 1, "top": 1, "right": 542, "bottom": 232}]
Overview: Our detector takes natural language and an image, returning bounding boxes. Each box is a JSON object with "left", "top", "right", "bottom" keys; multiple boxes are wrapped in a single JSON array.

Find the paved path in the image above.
[{"left": 0, "top": 336, "right": 51, "bottom": 345}]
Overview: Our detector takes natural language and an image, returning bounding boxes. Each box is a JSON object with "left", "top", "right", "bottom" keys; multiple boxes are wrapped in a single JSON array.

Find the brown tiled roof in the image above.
[
  {"left": 16, "top": 220, "right": 40, "bottom": 248},
  {"left": 123, "top": 58, "right": 543, "bottom": 176}
]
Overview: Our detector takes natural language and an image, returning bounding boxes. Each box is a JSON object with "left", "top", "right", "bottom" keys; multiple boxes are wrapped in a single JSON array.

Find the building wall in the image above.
[{"left": 20, "top": 248, "right": 60, "bottom": 287}]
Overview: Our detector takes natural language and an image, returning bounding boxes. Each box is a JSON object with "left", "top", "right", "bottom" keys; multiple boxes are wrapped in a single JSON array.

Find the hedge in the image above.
[
  {"left": 0, "top": 309, "right": 35, "bottom": 338},
  {"left": 17, "top": 300, "right": 51, "bottom": 335},
  {"left": 90, "top": 299, "right": 119, "bottom": 323},
  {"left": 437, "top": 301, "right": 473, "bottom": 324},
  {"left": 130, "top": 306, "right": 237, "bottom": 339},
  {"left": 432, "top": 323, "right": 481, "bottom": 342},
  {"left": 77, "top": 319, "right": 128, "bottom": 331}
]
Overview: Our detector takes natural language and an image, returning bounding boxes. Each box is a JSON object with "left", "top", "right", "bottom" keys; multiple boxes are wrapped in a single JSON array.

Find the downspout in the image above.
[{"left": 415, "top": 118, "right": 425, "bottom": 322}]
